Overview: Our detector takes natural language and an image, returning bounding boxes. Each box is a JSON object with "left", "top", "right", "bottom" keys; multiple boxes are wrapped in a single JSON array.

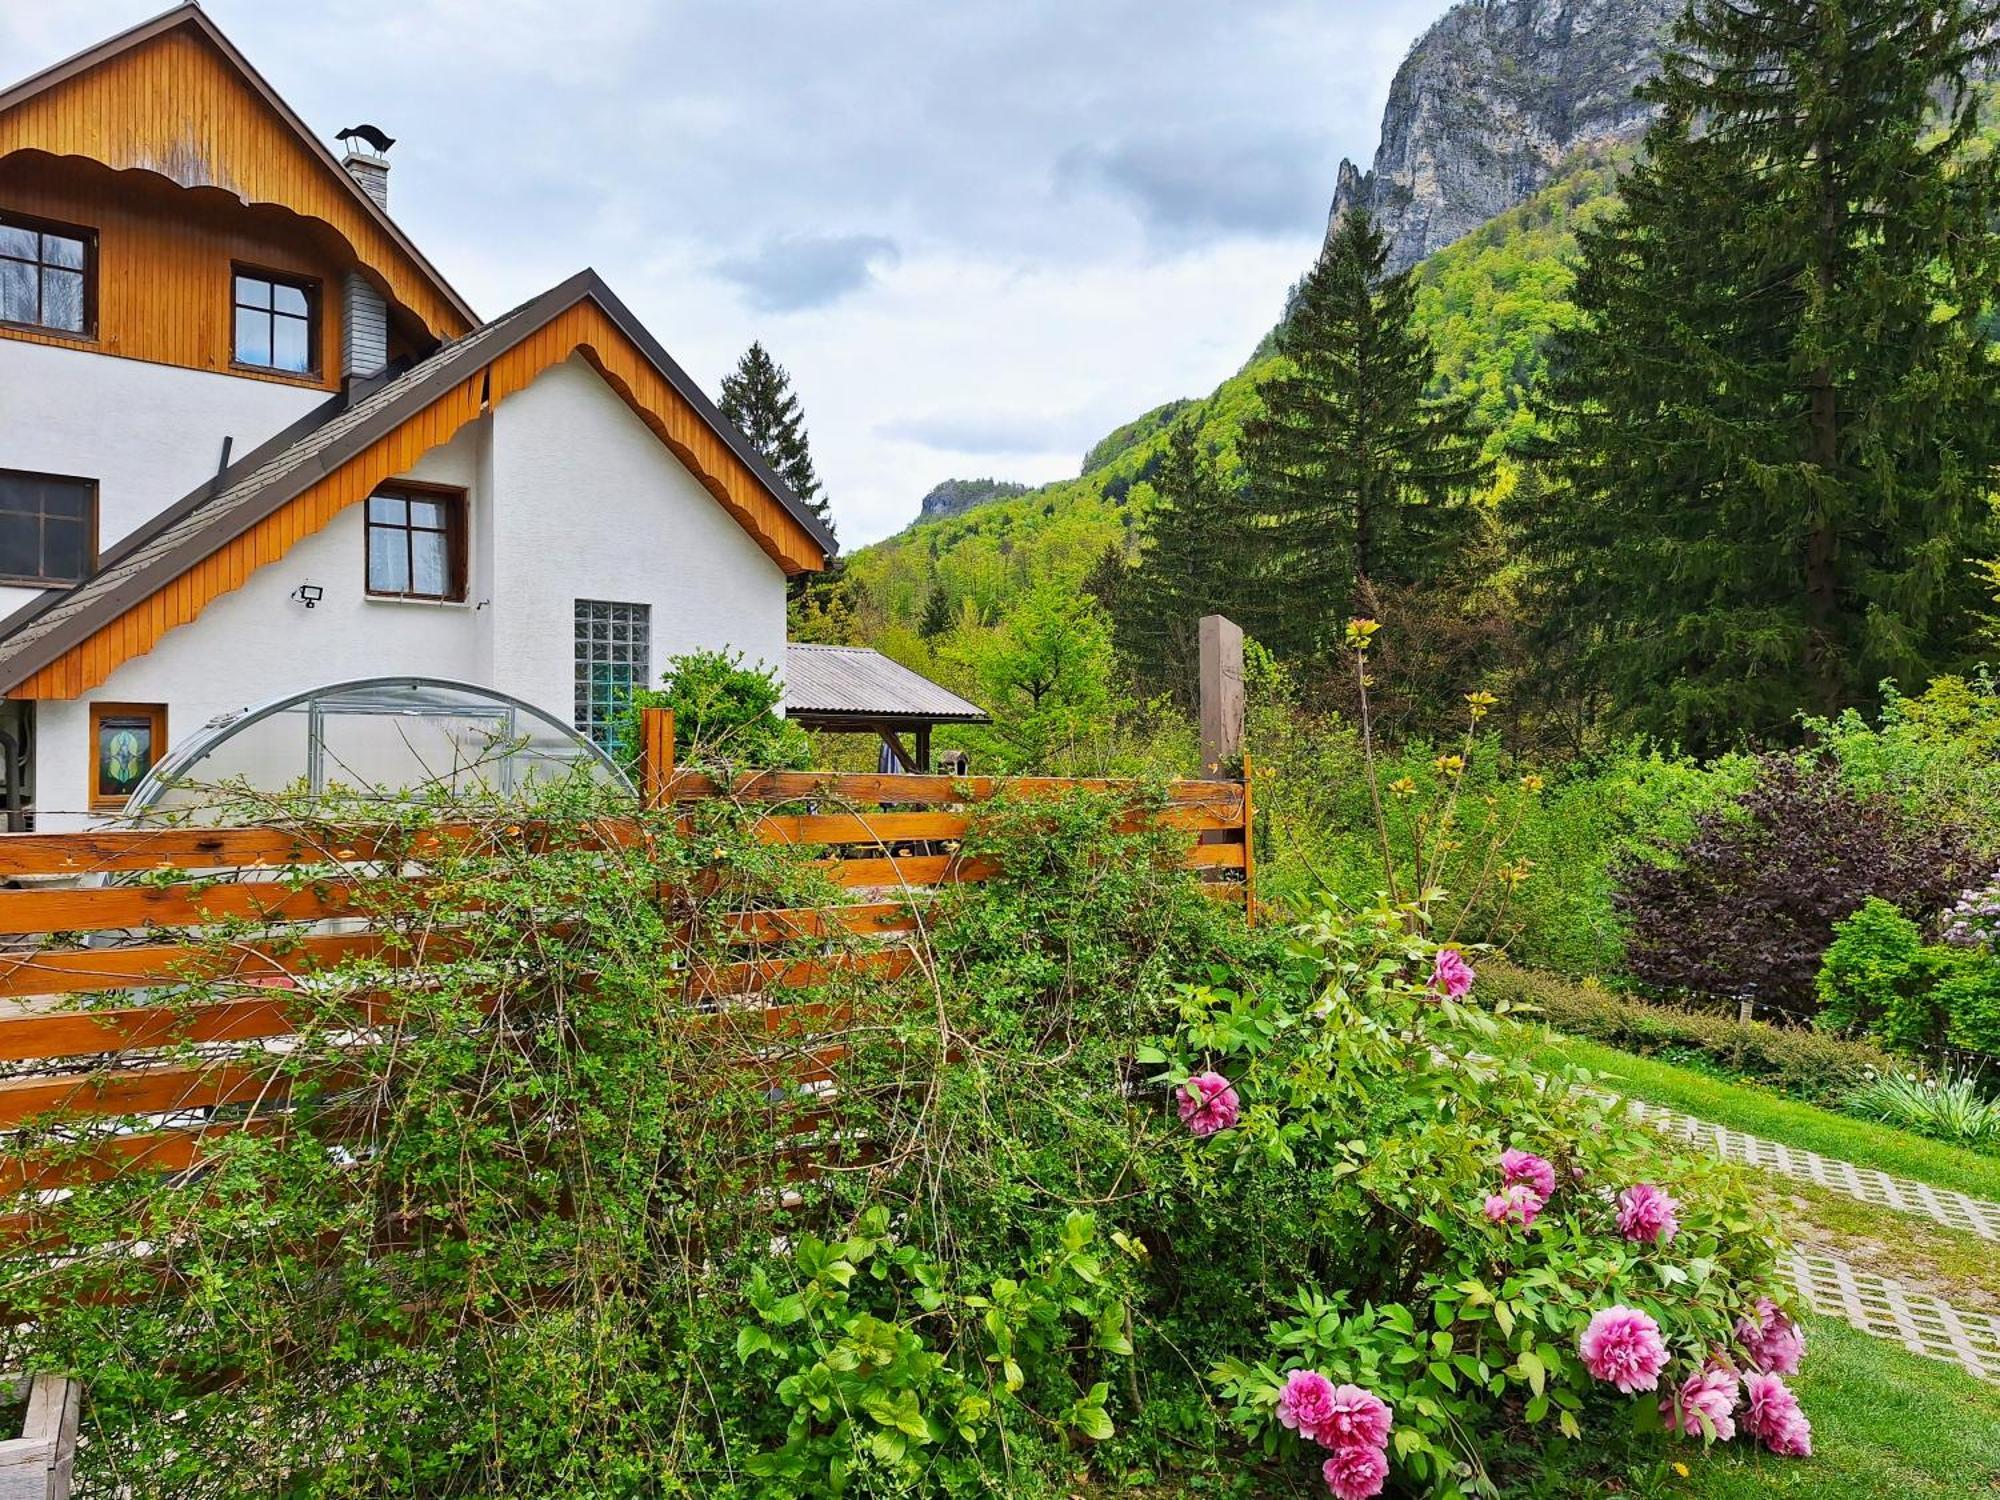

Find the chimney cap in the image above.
[{"left": 336, "top": 123, "right": 395, "bottom": 156}]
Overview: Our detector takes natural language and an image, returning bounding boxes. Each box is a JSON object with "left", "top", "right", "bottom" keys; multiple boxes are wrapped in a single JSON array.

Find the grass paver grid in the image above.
[
  {"left": 1781, "top": 1251, "right": 2000, "bottom": 1383},
  {"left": 1614, "top": 1096, "right": 2000, "bottom": 1240}
]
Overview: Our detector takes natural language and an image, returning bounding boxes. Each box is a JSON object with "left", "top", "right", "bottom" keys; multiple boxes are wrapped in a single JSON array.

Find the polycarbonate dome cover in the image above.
[{"left": 122, "top": 677, "right": 632, "bottom": 823}]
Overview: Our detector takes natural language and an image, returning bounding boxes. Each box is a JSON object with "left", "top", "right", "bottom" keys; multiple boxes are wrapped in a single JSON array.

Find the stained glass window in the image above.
[{"left": 92, "top": 703, "right": 164, "bottom": 810}]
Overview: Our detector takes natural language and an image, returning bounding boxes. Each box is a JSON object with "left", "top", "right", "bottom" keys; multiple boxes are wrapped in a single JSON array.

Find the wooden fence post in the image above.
[
  {"left": 1240, "top": 751, "right": 1257, "bottom": 926},
  {"left": 1198, "top": 614, "right": 1244, "bottom": 779},
  {"left": 638, "top": 708, "right": 675, "bottom": 809}
]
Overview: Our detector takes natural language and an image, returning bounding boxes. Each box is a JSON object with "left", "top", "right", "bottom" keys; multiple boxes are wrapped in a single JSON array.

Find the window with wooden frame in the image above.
[
  {"left": 0, "top": 210, "right": 92, "bottom": 337},
  {"left": 0, "top": 469, "right": 96, "bottom": 587},
  {"left": 365, "top": 486, "right": 467, "bottom": 601},
  {"left": 232, "top": 266, "right": 318, "bottom": 374},
  {"left": 90, "top": 702, "right": 166, "bottom": 811}
]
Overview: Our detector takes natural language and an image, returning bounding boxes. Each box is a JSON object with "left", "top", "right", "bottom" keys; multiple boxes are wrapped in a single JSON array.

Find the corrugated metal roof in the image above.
[{"left": 783, "top": 645, "right": 989, "bottom": 724}]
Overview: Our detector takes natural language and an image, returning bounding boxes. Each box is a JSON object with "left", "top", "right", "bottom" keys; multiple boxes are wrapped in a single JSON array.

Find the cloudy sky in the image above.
[{"left": 3, "top": 0, "right": 1447, "bottom": 545}]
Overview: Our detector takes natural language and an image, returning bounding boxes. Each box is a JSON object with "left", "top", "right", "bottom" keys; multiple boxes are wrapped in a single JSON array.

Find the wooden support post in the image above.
[
  {"left": 914, "top": 724, "right": 932, "bottom": 775},
  {"left": 1240, "top": 751, "right": 1257, "bottom": 926},
  {"left": 0, "top": 1374, "right": 79, "bottom": 1499},
  {"left": 638, "top": 707, "right": 675, "bottom": 809},
  {"left": 1198, "top": 614, "right": 1244, "bottom": 779}
]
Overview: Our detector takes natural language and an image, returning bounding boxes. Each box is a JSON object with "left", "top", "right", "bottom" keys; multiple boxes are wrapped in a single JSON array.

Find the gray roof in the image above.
[
  {"left": 0, "top": 270, "right": 834, "bottom": 695},
  {"left": 784, "top": 645, "right": 989, "bottom": 725}
]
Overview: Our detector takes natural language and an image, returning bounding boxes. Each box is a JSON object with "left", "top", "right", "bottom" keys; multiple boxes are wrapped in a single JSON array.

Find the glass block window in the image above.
[
  {"left": 0, "top": 212, "right": 90, "bottom": 336},
  {"left": 233, "top": 269, "right": 316, "bottom": 373},
  {"left": 574, "top": 600, "right": 650, "bottom": 752}
]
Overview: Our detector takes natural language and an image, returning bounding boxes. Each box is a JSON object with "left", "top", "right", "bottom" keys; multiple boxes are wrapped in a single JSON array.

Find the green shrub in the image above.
[
  {"left": 619, "top": 646, "right": 811, "bottom": 771},
  {"left": 1844, "top": 1070, "right": 2000, "bottom": 1152},
  {"left": 1166, "top": 907, "right": 1787, "bottom": 1495},
  {"left": 1478, "top": 959, "right": 1895, "bottom": 1108},
  {"left": 1817, "top": 899, "right": 2000, "bottom": 1060}
]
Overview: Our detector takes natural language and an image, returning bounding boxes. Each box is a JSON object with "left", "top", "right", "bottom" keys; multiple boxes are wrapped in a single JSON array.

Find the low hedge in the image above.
[{"left": 1478, "top": 958, "right": 1897, "bottom": 1109}]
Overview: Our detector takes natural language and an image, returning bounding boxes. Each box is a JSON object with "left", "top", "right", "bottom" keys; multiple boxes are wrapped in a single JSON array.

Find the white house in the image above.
[{"left": 0, "top": 5, "right": 835, "bottom": 828}]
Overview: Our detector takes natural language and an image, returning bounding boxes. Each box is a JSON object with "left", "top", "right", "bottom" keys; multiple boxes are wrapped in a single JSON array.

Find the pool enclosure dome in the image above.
[{"left": 121, "top": 677, "right": 632, "bottom": 822}]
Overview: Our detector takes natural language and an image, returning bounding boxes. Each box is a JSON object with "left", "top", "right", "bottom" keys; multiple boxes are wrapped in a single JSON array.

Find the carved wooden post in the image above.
[
  {"left": 638, "top": 707, "right": 675, "bottom": 809},
  {"left": 1197, "top": 614, "right": 1244, "bottom": 779}
]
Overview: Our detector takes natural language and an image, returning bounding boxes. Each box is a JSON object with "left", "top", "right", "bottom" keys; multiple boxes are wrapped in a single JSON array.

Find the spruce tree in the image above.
[
  {"left": 1113, "top": 420, "right": 1236, "bottom": 704},
  {"left": 1526, "top": 0, "right": 2000, "bottom": 748},
  {"left": 1237, "top": 208, "right": 1491, "bottom": 661},
  {"left": 718, "top": 342, "right": 836, "bottom": 545},
  {"left": 917, "top": 584, "right": 954, "bottom": 640}
]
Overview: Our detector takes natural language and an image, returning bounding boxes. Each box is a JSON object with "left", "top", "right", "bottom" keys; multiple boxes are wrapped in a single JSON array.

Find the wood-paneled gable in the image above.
[
  {"left": 0, "top": 153, "right": 392, "bottom": 389},
  {"left": 0, "top": 21, "right": 471, "bottom": 343},
  {"left": 9, "top": 298, "right": 827, "bottom": 700}
]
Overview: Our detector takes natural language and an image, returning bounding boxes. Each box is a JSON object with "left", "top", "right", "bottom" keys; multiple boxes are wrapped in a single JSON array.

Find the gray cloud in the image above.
[
  {"left": 1060, "top": 129, "right": 1332, "bottom": 237},
  {"left": 713, "top": 234, "right": 901, "bottom": 312}
]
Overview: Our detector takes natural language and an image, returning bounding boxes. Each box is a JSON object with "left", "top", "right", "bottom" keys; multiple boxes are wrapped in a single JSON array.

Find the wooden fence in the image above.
[{"left": 0, "top": 710, "right": 1251, "bottom": 1210}]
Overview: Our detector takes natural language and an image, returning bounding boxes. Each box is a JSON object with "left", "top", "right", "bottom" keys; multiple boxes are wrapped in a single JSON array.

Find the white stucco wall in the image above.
[
  {"left": 0, "top": 339, "right": 329, "bottom": 618},
  {"left": 484, "top": 354, "right": 789, "bottom": 713},
  {"left": 29, "top": 354, "right": 791, "bottom": 827}
]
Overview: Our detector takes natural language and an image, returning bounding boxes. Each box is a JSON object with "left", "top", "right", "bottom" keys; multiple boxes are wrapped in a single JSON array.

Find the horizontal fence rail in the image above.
[{"left": 0, "top": 720, "right": 1253, "bottom": 1243}]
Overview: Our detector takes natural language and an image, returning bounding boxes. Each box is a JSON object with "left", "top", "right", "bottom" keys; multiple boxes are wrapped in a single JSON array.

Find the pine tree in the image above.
[
  {"left": 718, "top": 342, "right": 836, "bottom": 545},
  {"left": 1112, "top": 420, "right": 1237, "bottom": 704},
  {"left": 917, "top": 584, "right": 954, "bottom": 640},
  {"left": 1525, "top": 0, "right": 2000, "bottom": 748},
  {"left": 1237, "top": 208, "right": 1491, "bottom": 661}
]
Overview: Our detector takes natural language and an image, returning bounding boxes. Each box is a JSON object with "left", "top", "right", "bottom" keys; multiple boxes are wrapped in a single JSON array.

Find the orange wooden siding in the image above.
[
  {"left": 10, "top": 300, "right": 826, "bottom": 700},
  {"left": 0, "top": 24, "right": 469, "bottom": 342}
]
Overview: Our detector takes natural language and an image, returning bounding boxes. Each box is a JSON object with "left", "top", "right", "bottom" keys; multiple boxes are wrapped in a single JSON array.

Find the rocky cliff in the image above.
[
  {"left": 916, "top": 478, "right": 1033, "bottom": 523},
  {"left": 1331, "top": 0, "right": 1679, "bottom": 271}
]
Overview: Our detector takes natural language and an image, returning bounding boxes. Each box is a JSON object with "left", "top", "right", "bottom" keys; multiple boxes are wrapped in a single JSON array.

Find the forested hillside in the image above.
[{"left": 840, "top": 148, "right": 1621, "bottom": 654}]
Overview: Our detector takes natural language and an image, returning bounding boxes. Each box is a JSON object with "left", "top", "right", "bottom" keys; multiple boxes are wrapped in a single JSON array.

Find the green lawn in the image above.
[
  {"left": 1515, "top": 1031, "right": 2000, "bottom": 1204},
  {"left": 1662, "top": 1315, "right": 2000, "bottom": 1497}
]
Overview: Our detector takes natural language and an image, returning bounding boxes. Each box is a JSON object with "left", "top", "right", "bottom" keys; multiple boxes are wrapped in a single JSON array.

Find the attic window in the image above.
[
  {"left": 366, "top": 487, "right": 466, "bottom": 601},
  {"left": 0, "top": 211, "right": 91, "bottom": 337},
  {"left": 233, "top": 267, "right": 318, "bottom": 374},
  {"left": 0, "top": 469, "right": 95, "bottom": 586}
]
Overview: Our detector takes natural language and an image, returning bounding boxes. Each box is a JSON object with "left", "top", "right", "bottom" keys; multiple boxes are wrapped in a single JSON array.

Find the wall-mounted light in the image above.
[{"left": 291, "top": 583, "right": 325, "bottom": 610}]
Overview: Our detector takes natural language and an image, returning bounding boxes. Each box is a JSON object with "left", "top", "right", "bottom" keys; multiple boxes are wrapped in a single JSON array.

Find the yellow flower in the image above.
[
  {"left": 1434, "top": 754, "right": 1465, "bottom": 776},
  {"left": 1388, "top": 776, "right": 1418, "bottom": 799},
  {"left": 1672, "top": 1463, "right": 1690, "bottom": 1479},
  {"left": 1464, "top": 689, "right": 1499, "bottom": 721},
  {"left": 1519, "top": 773, "right": 1545, "bottom": 793},
  {"left": 1343, "top": 618, "right": 1382, "bottom": 651}
]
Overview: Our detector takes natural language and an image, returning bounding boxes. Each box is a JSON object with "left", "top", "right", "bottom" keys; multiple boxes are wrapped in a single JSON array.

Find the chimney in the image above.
[
  {"left": 341, "top": 150, "right": 390, "bottom": 209},
  {"left": 334, "top": 124, "right": 396, "bottom": 211},
  {"left": 342, "top": 271, "right": 389, "bottom": 383}
]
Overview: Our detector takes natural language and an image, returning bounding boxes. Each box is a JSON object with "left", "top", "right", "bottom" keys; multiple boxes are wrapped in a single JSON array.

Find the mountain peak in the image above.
[{"left": 1331, "top": 0, "right": 1679, "bottom": 272}]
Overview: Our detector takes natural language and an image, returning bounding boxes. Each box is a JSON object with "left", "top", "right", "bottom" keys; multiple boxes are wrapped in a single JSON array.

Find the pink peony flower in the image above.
[
  {"left": 1742, "top": 1372, "right": 1812, "bottom": 1457},
  {"left": 1276, "top": 1369, "right": 1339, "bottom": 1445},
  {"left": 1736, "top": 1298, "right": 1806, "bottom": 1376},
  {"left": 1578, "top": 1305, "right": 1670, "bottom": 1393},
  {"left": 1500, "top": 1148, "right": 1557, "bottom": 1201},
  {"left": 1178, "top": 1071, "right": 1240, "bottom": 1138},
  {"left": 1321, "top": 1443, "right": 1390, "bottom": 1500},
  {"left": 1321, "top": 1385, "right": 1392, "bottom": 1450},
  {"left": 1484, "top": 1182, "right": 1545, "bottom": 1229},
  {"left": 1661, "top": 1365, "right": 1738, "bottom": 1443},
  {"left": 1616, "top": 1183, "right": 1680, "bottom": 1245},
  {"left": 1429, "top": 947, "right": 1476, "bottom": 1000}
]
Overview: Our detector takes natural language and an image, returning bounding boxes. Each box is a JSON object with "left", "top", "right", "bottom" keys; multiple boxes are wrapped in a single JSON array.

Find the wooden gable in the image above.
[
  {"left": 0, "top": 8, "right": 474, "bottom": 340},
  {"left": 7, "top": 292, "right": 828, "bottom": 701}
]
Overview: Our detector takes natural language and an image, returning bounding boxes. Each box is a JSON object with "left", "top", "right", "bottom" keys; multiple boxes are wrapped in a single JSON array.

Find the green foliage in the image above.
[
  {"left": 1842, "top": 1069, "right": 2000, "bottom": 1152},
  {"left": 1100, "top": 419, "right": 1243, "bottom": 707},
  {"left": 1476, "top": 959, "right": 1897, "bottom": 1110},
  {"left": 944, "top": 582, "right": 1126, "bottom": 773},
  {"left": 1157, "top": 905, "right": 1784, "bottom": 1496},
  {"left": 1817, "top": 897, "right": 2000, "bottom": 1059},
  {"left": 1237, "top": 210, "right": 1492, "bottom": 661},
  {"left": 620, "top": 648, "right": 811, "bottom": 772},
  {"left": 1525, "top": 0, "right": 2000, "bottom": 748}
]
